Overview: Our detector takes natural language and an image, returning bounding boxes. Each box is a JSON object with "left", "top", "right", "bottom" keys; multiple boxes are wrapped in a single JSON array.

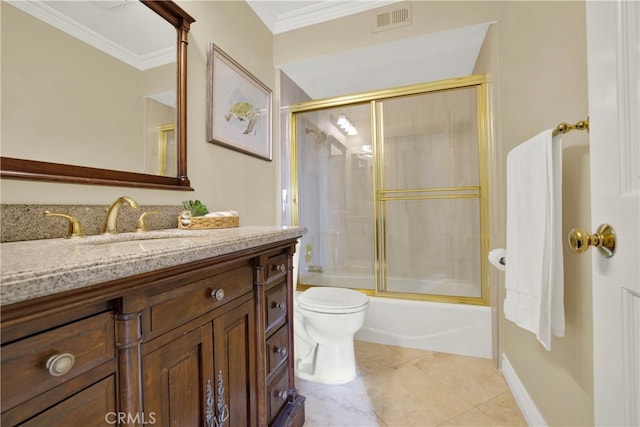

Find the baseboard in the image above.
[{"left": 500, "top": 353, "right": 548, "bottom": 427}]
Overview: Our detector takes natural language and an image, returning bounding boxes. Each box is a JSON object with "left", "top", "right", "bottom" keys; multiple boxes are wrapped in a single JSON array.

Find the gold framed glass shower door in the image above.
[
  {"left": 375, "top": 84, "right": 489, "bottom": 305},
  {"left": 290, "top": 75, "right": 490, "bottom": 305}
]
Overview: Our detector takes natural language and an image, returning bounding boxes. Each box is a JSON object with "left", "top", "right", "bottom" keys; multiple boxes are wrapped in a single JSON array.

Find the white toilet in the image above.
[{"left": 294, "top": 286, "right": 369, "bottom": 384}]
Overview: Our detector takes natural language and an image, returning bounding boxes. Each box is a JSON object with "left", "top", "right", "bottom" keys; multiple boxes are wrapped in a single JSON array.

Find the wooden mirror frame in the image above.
[{"left": 0, "top": 1, "right": 195, "bottom": 191}]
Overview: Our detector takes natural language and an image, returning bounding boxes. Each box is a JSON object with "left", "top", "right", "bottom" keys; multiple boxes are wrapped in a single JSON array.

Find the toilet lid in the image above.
[{"left": 298, "top": 287, "right": 368, "bottom": 313}]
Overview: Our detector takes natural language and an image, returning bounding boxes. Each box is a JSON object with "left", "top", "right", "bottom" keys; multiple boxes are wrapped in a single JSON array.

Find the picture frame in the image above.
[{"left": 207, "top": 43, "right": 272, "bottom": 161}]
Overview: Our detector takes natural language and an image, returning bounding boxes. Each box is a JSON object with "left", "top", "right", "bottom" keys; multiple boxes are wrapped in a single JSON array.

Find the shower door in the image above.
[
  {"left": 291, "top": 76, "right": 489, "bottom": 304},
  {"left": 375, "top": 86, "right": 488, "bottom": 303},
  {"left": 294, "top": 104, "right": 376, "bottom": 291}
]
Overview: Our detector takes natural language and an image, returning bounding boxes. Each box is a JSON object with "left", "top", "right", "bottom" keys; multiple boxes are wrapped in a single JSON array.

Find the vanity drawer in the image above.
[
  {"left": 266, "top": 253, "right": 287, "bottom": 283},
  {"left": 265, "top": 281, "right": 287, "bottom": 334},
  {"left": 266, "top": 325, "right": 289, "bottom": 378},
  {"left": 267, "top": 367, "right": 290, "bottom": 422},
  {"left": 1, "top": 311, "right": 115, "bottom": 411},
  {"left": 148, "top": 265, "right": 253, "bottom": 336}
]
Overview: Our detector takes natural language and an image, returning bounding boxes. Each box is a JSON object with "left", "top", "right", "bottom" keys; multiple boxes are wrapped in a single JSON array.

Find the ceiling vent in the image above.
[{"left": 374, "top": 4, "right": 411, "bottom": 32}]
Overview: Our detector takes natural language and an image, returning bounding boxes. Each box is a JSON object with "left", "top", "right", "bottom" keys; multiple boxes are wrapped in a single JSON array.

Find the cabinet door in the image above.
[
  {"left": 213, "top": 299, "right": 257, "bottom": 427},
  {"left": 142, "top": 324, "right": 214, "bottom": 427}
]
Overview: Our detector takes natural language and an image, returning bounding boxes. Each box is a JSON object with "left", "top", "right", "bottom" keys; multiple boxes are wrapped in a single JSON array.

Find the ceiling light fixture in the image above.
[{"left": 336, "top": 111, "right": 358, "bottom": 136}]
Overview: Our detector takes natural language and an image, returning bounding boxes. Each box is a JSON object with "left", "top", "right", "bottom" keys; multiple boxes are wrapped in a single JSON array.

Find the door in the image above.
[
  {"left": 213, "top": 299, "right": 257, "bottom": 427},
  {"left": 375, "top": 83, "right": 489, "bottom": 304},
  {"left": 142, "top": 324, "right": 215, "bottom": 426},
  {"left": 586, "top": 1, "right": 640, "bottom": 425}
]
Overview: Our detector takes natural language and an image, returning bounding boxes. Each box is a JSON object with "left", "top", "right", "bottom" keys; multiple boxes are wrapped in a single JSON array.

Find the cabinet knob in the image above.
[
  {"left": 275, "top": 264, "right": 286, "bottom": 273},
  {"left": 46, "top": 353, "right": 75, "bottom": 376},
  {"left": 278, "top": 390, "right": 289, "bottom": 401},
  {"left": 210, "top": 288, "right": 225, "bottom": 301},
  {"left": 274, "top": 301, "right": 285, "bottom": 310},
  {"left": 275, "top": 346, "right": 288, "bottom": 357}
]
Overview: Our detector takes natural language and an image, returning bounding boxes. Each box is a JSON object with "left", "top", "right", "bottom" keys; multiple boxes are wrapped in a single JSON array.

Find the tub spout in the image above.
[{"left": 306, "top": 265, "right": 323, "bottom": 273}]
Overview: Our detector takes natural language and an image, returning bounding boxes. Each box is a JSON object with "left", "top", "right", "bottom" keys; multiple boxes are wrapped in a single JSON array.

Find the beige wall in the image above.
[
  {"left": 276, "top": 2, "right": 593, "bottom": 425},
  {"left": 1, "top": 1, "right": 279, "bottom": 226},
  {"left": 1, "top": 1, "right": 593, "bottom": 424}
]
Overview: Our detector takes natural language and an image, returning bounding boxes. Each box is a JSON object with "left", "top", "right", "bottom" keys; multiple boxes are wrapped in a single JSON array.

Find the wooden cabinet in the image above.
[
  {"left": 256, "top": 249, "right": 306, "bottom": 426},
  {"left": 1, "top": 238, "right": 305, "bottom": 427}
]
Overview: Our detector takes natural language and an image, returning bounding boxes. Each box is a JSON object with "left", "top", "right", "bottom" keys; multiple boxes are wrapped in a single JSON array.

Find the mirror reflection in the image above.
[{"left": 1, "top": 1, "right": 178, "bottom": 178}]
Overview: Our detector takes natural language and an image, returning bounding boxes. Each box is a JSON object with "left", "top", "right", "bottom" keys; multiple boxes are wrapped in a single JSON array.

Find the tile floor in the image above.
[{"left": 297, "top": 341, "right": 527, "bottom": 427}]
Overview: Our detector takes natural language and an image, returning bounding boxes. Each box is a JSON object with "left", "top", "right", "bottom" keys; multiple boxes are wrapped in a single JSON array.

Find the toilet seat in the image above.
[{"left": 298, "top": 287, "right": 368, "bottom": 314}]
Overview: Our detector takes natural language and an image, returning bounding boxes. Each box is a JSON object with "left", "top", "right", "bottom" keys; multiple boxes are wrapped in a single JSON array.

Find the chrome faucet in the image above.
[{"left": 101, "top": 196, "right": 139, "bottom": 234}]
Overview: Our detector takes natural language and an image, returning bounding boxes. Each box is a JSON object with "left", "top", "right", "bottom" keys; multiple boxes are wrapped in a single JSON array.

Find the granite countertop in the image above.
[{"left": 0, "top": 226, "right": 306, "bottom": 306}]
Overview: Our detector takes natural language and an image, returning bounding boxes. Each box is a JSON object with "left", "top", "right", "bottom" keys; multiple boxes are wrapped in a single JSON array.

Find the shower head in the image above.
[{"left": 305, "top": 128, "right": 327, "bottom": 143}]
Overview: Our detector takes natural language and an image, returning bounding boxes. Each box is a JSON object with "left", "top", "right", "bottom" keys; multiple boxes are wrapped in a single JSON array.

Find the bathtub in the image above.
[
  {"left": 299, "top": 273, "right": 492, "bottom": 359},
  {"left": 355, "top": 296, "right": 492, "bottom": 359}
]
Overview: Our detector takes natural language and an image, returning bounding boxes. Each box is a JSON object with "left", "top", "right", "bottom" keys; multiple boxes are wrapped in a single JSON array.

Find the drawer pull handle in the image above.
[
  {"left": 216, "top": 370, "right": 229, "bottom": 426},
  {"left": 275, "top": 346, "right": 288, "bottom": 357},
  {"left": 274, "top": 302, "right": 285, "bottom": 310},
  {"left": 278, "top": 390, "right": 289, "bottom": 401},
  {"left": 210, "top": 289, "right": 225, "bottom": 301},
  {"left": 46, "top": 353, "right": 75, "bottom": 376},
  {"left": 274, "top": 264, "right": 286, "bottom": 273}
]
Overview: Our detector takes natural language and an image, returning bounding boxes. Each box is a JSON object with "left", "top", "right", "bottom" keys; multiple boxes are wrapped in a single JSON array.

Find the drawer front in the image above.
[
  {"left": 265, "top": 282, "right": 287, "bottom": 333},
  {"left": 149, "top": 265, "right": 253, "bottom": 336},
  {"left": 19, "top": 376, "right": 116, "bottom": 427},
  {"left": 267, "top": 367, "right": 290, "bottom": 422},
  {"left": 1, "top": 311, "right": 115, "bottom": 411},
  {"left": 265, "top": 325, "right": 289, "bottom": 378},
  {"left": 266, "top": 253, "right": 287, "bottom": 283}
]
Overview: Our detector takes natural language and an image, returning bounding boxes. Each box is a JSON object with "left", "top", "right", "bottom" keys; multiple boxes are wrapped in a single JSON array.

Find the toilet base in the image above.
[{"left": 295, "top": 338, "right": 357, "bottom": 385}]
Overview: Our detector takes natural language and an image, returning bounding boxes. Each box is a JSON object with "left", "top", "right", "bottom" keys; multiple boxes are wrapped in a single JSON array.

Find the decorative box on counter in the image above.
[{"left": 178, "top": 210, "right": 239, "bottom": 230}]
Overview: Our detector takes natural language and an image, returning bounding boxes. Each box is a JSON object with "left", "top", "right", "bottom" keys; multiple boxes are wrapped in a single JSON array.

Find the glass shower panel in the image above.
[
  {"left": 383, "top": 198, "right": 482, "bottom": 297},
  {"left": 378, "top": 87, "right": 482, "bottom": 298},
  {"left": 296, "top": 104, "right": 375, "bottom": 290},
  {"left": 380, "top": 87, "right": 479, "bottom": 190}
]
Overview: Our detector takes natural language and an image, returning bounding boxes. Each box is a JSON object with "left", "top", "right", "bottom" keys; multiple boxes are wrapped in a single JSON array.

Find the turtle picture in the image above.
[{"left": 224, "top": 101, "right": 259, "bottom": 135}]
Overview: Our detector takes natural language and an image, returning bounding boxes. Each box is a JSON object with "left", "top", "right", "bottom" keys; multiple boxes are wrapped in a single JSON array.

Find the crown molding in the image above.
[
  {"left": 246, "top": 1, "right": 279, "bottom": 33},
  {"left": 249, "top": 1, "right": 402, "bottom": 35},
  {"left": 7, "top": 0, "right": 173, "bottom": 70}
]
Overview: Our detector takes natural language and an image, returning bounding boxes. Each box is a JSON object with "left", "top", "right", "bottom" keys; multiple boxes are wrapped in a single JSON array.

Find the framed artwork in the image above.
[{"left": 207, "top": 43, "right": 272, "bottom": 161}]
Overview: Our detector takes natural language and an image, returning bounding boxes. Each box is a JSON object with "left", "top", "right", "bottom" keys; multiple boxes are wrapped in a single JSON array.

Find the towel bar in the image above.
[{"left": 552, "top": 118, "right": 589, "bottom": 137}]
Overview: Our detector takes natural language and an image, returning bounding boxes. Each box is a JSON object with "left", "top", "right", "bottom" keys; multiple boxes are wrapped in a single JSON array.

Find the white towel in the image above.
[
  {"left": 204, "top": 210, "right": 239, "bottom": 218},
  {"left": 504, "top": 129, "right": 564, "bottom": 350}
]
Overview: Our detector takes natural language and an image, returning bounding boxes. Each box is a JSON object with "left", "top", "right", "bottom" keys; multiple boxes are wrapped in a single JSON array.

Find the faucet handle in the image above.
[
  {"left": 135, "top": 210, "right": 160, "bottom": 233},
  {"left": 44, "top": 211, "right": 86, "bottom": 239}
]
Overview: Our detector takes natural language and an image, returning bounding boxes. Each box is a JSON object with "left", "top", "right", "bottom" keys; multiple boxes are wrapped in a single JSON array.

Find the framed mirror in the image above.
[{"left": 0, "top": 0, "right": 195, "bottom": 190}]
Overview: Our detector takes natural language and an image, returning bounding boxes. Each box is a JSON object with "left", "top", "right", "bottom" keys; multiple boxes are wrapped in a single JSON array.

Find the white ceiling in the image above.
[
  {"left": 279, "top": 22, "right": 491, "bottom": 100},
  {"left": 248, "top": 1, "right": 491, "bottom": 101}
]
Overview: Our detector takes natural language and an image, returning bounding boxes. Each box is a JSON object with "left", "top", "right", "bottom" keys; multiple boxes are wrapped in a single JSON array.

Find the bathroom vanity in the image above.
[{"left": 0, "top": 226, "right": 306, "bottom": 426}]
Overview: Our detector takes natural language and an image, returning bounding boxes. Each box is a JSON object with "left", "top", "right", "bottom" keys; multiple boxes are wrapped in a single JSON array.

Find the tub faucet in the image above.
[{"left": 101, "top": 196, "right": 140, "bottom": 234}]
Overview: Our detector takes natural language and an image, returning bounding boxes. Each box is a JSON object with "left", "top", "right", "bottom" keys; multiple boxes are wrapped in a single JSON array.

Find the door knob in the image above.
[{"left": 568, "top": 223, "right": 616, "bottom": 258}]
